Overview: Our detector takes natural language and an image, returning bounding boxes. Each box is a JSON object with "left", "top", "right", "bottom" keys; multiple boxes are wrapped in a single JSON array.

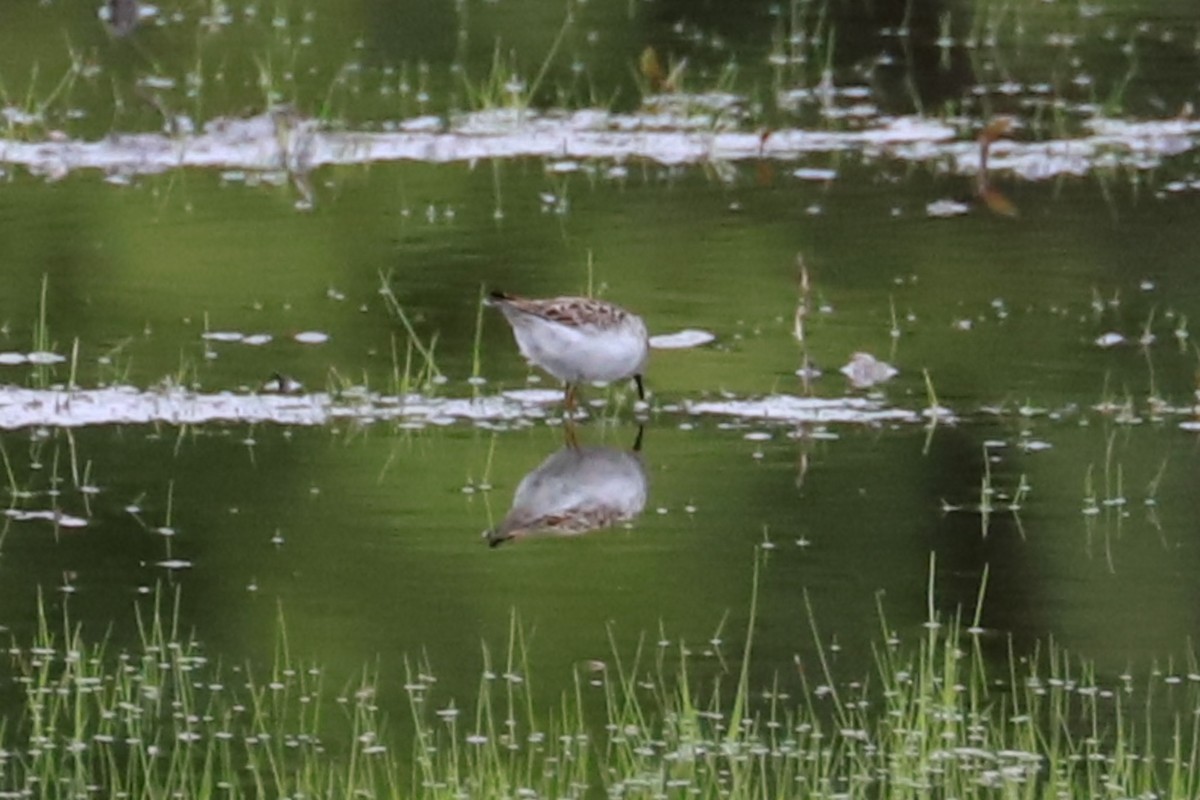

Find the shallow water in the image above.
[{"left": 1, "top": 0, "right": 1200, "bottom": 725}]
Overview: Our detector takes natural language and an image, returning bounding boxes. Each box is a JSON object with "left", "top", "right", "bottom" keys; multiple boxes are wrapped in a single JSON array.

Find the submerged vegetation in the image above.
[{"left": 4, "top": 567, "right": 1200, "bottom": 799}]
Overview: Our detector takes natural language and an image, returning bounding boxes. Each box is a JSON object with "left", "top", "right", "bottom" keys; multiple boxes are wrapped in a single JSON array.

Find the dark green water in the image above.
[{"left": 1, "top": 0, "right": 1200, "bottom": 722}]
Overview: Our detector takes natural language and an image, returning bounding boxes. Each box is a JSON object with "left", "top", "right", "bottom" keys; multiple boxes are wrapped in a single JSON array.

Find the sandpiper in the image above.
[{"left": 487, "top": 292, "right": 649, "bottom": 409}]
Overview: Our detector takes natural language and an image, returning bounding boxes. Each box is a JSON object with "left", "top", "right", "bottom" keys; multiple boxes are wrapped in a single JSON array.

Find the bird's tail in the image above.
[
  {"left": 484, "top": 526, "right": 516, "bottom": 548},
  {"left": 485, "top": 291, "right": 518, "bottom": 307}
]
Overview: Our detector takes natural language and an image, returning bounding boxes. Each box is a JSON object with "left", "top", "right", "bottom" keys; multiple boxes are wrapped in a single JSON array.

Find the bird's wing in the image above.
[{"left": 521, "top": 297, "right": 627, "bottom": 329}]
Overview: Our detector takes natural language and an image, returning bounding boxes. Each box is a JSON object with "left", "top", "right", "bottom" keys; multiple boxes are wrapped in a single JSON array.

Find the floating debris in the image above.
[
  {"left": 926, "top": 199, "right": 971, "bottom": 217},
  {"left": 840, "top": 352, "right": 898, "bottom": 388},
  {"left": 102, "top": 0, "right": 144, "bottom": 37},
  {"left": 639, "top": 46, "right": 685, "bottom": 94},
  {"left": 28, "top": 352, "right": 67, "bottom": 365},
  {"left": 648, "top": 329, "right": 716, "bottom": 349},
  {"left": 260, "top": 373, "right": 303, "bottom": 394},
  {"left": 1095, "top": 331, "right": 1126, "bottom": 348},
  {"left": 293, "top": 331, "right": 330, "bottom": 344},
  {"left": 976, "top": 117, "right": 1020, "bottom": 217}
]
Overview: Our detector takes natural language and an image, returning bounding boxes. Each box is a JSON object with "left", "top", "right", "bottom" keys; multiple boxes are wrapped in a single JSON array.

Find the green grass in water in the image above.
[{"left": 2, "top": 571, "right": 1199, "bottom": 799}]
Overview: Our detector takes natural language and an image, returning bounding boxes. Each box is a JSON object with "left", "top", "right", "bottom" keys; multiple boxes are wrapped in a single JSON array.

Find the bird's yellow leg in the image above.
[{"left": 564, "top": 416, "right": 581, "bottom": 450}]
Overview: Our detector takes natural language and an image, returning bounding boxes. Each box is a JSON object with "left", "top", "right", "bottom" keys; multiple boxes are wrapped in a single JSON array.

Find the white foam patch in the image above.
[
  {"left": 686, "top": 395, "right": 929, "bottom": 425},
  {"left": 927, "top": 199, "right": 970, "bottom": 217},
  {"left": 500, "top": 389, "right": 563, "bottom": 404},
  {"left": 649, "top": 329, "right": 716, "bottom": 349},
  {"left": 1, "top": 107, "right": 1193, "bottom": 180},
  {"left": 0, "top": 386, "right": 936, "bottom": 429},
  {"left": 793, "top": 167, "right": 837, "bottom": 181},
  {"left": 293, "top": 331, "right": 330, "bottom": 344},
  {"left": 5, "top": 509, "right": 87, "bottom": 527},
  {"left": 27, "top": 352, "right": 67, "bottom": 365},
  {"left": 0, "top": 386, "right": 562, "bottom": 429}
]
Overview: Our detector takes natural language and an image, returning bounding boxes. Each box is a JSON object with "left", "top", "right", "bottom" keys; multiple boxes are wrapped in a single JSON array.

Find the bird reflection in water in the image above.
[{"left": 485, "top": 427, "right": 647, "bottom": 547}]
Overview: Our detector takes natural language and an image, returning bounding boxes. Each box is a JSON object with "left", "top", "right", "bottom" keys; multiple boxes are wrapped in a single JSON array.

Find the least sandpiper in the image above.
[{"left": 487, "top": 292, "right": 649, "bottom": 409}]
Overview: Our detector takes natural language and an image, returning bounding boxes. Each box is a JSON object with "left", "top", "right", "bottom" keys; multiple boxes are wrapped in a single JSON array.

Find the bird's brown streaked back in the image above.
[{"left": 490, "top": 293, "right": 632, "bottom": 330}]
